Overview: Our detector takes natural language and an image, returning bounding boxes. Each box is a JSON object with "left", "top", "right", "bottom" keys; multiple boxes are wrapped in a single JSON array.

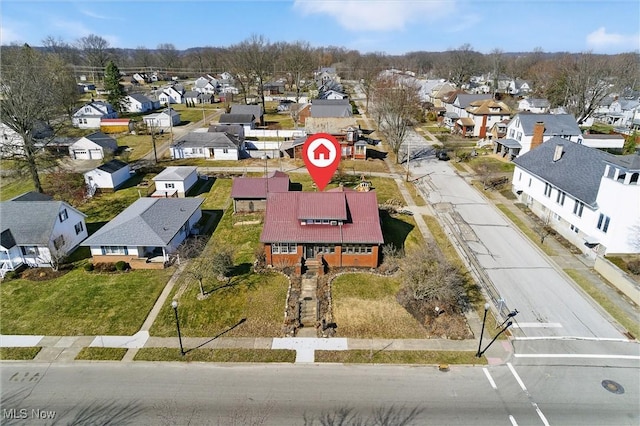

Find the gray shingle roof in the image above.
[
  {"left": 172, "top": 131, "right": 240, "bottom": 149},
  {"left": 454, "top": 94, "right": 493, "bottom": 108},
  {"left": 219, "top": 114, "right": 254, "bottom": 124},
  {"left": 129, "top": 93, "right": 152, "bottom": 103},
  {"left": 84, "top": 132, "right": 118, "bottom": 148},
  {"left": 82, "top": 197, "right": 203, "bottom": 247},
  {"left": 98, "top": 159, "right": 129, "bottom": 173},
  {"left": 153, "top": 166, "right": 197, "bottom": 181},
  {"left": 516, "top": 113, "right": 581, "bottom": 136},
  {"left": 0, "top": 200, "right": 84, "bottom": 245},
  {"left": 10, "top": 191, "right": 54, "bottom": 202},
  {"left": 230, "top": 105, "right": 262, "bottom": 118},
  {"left": 513, "top": 137, "right": 613, "bottom": 206}
]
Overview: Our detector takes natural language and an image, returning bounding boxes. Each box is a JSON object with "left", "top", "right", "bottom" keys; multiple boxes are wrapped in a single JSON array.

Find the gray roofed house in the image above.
[
  {"left": 0, "top": 198, "right": 88, "bottom": 275},
  {"left": 513, "top": 137, "right": 611, "bottom": 207},
  {"left": 151, "top": 166, "right": 199, "bottom": 198},
  {"left": 310, "top": 99, "right": 352, "bottom": 118},
  {"left": 170, "top": 131, "right": 245, "bottom": 160},
  {"left": 230, "top": 105, "right": 263, "bottom": 125},
  {"left": 82, "top": 197, "right": 204, "bottom": 268},
  {"left": 517, "top": 113, "right": 581, "bottom": 137},
  {"left": 10, "top": 191, "right": 54, "bottom": 202},
  {"left": 218, "top": 114, "right": 255, "bottom": 127}
]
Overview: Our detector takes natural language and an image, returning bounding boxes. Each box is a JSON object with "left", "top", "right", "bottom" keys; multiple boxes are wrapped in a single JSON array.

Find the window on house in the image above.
[
  {"left": 21, "top": 246, "right": 39, "bottom": 256},
  {"left": 59, "top": 208, "right": 68, "bottom": 222},
  {"left": 556, "top": 190, "right": 565, "bottom": 206},
  {"left": 315, "top": 244, "right": 335, "bottom": 254},
  {"left": 74, "top": 222, "right": 84, "bottom": 235},
  {"left": 544, "top": 183, "right": 552, "bottom": 198},
  {"left": 516, "top": 132, "right": 522, "bottom": 141},
  {"left": 597, "top": 214, "right": 610, "bottom": 233},
  {"left": 101, "top": 246, "right": 128, "bottom": 255},
  {"left": 342, "top": 244, "right": 373, "bottom": 254},
  {"left": 53, "top": 235, "right": 65, "bottom": 250},
  {"left": 271, "top": 243, "right": 296, "bottom": 254},
  {"left": 573, "top": 200, "right": 584, "bottom": 217},
  {"left": 223, "top": 148, "right": 229, "bottom": 154},
  {"left": 518, "top": 172, "right": 522, "bottom": 181},
  {"left": 166, "top": 183, "right": 175, "bottom": 189},
  {"left": 528, "top": 178, "right": 532, "bottom": 187},
  {"left": 508, "top": 129, "right": 515, "bottom": 138},
  {"left": 570, "top": 224, "right": 579, "bottom": 233}
]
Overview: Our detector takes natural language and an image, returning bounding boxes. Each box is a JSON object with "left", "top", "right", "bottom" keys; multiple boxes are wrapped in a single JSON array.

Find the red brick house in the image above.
[
  {"left": 260, "top": 188, "right": 384, "bottom": 270},
  {"left": 230, "top": 171, "right": 290, "bottom": 213}
]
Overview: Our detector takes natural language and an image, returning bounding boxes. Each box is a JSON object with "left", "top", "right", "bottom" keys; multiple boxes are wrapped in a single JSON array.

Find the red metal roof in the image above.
[
  {"left": 230, "top": 174, "right": 290, "bottom": 199},
  {"left": 260, "top": 191, "right": 384, "bottom": 244}
]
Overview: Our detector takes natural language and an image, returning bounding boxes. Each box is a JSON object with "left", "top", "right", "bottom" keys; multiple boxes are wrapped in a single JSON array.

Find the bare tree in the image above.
[
  {"left": 400, "top": 246, "right": 466, "bottom": 314},
  {"left": 534, "top": 210, "right": 554, "bottom": 244},
  {"left": 442, "top": 44, "right": 482, "bottom": 88},
  {"left": 370, "top": 74, "right": 422, "bottom": 163},
  {"left": 356, "top": 52, "right": 387, "bottom": 113},
  {"left": 211, "top": 245, "right": 235, "bottom": 282},
  {"left": 77, "top": 34, "right": 111, "bottom": 82},
  {"left": 185, "top": 257, "right": 215, "bottom": 297},
  {"left": 0, "top": 44, "right": 77, "bottom": 192},
  {"left": 227, "top": 35, "right": 273, "bottom": 119},
  {"left": 544, "top": 52, "right": 614, "bottom": 124},
  {"left": 157, "top": 43, "right": 181, "bottom": 72},
  {"left": 132, "top": 46, "right": 155, "bottom": 70},
  {"left": 278, "top": 41, "right": 315, "bottom": 102}
]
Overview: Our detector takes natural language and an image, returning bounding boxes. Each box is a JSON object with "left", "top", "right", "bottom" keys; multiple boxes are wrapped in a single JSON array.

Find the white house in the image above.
[
  {"left": 0, "top": 122, "right": 24, "bottom": 157},
  {"left": 84, "top": 159, "right": 132, "bottom": 194},
  {"left": 124, "top": 93, "right": 154, "bottom": 113},
  {"left": 0, "top": 194, "right": 88, "bottom": 277},
  {"left": 494, "top": 113, "right": 583, "bottom": 159},
  {"left": 518, "top": 98, "right": 551, "bottom": 113},
  {"left": 170, "top": 131, "right": 244, "bottom": 161},
  {"left": 443, "top": 93, "right": 493, "bottom": 120},
  {"left": 512, "top": 138, "right": 640, "bottom": 256},
  {"left": 151, "top": 166, "right": 198, "bottom": 198},
  {"left": 158, "top": 85, "right": 185, "bottom": 104},
  {"left": 82, "top": 197, "right": 204, "bottom": 269},
  {"left": 72, "top": 101, "right": 118, "bottom": 129},
  {"left": 194, "top": 76, "right": 218, "bottom": 94},
  {"left": 68, "top": 132, "right": 118, "bottom": 160},
  {"left": 143, "top": 109, "right": 181, "bottom": 129}
]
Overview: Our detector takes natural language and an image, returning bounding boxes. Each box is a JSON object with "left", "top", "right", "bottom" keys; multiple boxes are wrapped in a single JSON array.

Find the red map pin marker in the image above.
[{"left": 302, "top": 133, "right": 341, "bottom": 191}]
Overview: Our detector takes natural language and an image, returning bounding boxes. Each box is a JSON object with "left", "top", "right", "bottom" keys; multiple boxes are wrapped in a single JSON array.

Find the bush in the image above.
[
  {"left": 628, "top": 260, "right": 640, "bottom": 275},
  {"left": 3, "top": 271, "right": 20, "bottom": 280},
  {"left": 94, "top": 262, "right": 117, "bottom": 273},
  {"left": 83, "top": 263, "right": 94, "bottom": 272},
  {"left": 115, "top": 261, "right": 129, "bottom": 271}
]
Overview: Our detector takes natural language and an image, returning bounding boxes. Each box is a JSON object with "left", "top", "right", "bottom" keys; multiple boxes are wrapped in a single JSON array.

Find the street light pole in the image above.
[
  {"left": 476, "top": 303, "right": 490, "bottom": 357},
  {"left": 171, "top": 300, "right": 185, "bottom": 356},
  {"left": 477, "top": 320, "right": 514, "bottom": 358}
]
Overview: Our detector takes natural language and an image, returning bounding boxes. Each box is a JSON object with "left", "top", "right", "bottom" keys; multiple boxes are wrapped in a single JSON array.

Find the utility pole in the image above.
[{"left": 150, "top": 120, "right": 158, "bottom": 164}]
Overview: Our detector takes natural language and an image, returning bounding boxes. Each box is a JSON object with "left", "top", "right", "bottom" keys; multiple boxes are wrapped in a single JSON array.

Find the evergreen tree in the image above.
[{"left": 104, "top": 60, "right": 128, "bottom": 112}]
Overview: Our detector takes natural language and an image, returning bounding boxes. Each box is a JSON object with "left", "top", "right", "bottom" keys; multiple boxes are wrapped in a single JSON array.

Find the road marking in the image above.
[
  {"left": 482, "top": 368, "right": 497, "bottom": 390},
  {"left": 508, "top": 415, "right": 518, "bottom": 426},
  {"left": 514, "top": 353, "right": 640, "bottom": 360},
  {"left": 507, "top": 362, "right": 527, "bottom": 392},
  {"left": 513, "top": 336, "right": 632, "bottom": 342},
  {"left": 535, "top": 406, "right": 550, "bottom": 426},
  {"left": 511, "top": 322, "right": 562, "bottom": 328}
]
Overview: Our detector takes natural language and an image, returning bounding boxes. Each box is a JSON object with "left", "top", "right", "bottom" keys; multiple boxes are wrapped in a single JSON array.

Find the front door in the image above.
[{"left": 305, "top": 245, "right": 314, "bottom": 259}]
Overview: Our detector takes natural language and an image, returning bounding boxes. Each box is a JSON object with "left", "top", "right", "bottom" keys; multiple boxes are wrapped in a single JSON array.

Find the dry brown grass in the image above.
[{"left": 334, "top": 297, "right": 429, "bottom": 339}]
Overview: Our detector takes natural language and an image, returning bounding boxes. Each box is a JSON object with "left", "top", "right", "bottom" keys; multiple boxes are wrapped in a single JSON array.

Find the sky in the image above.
[{"left": 1, "top": 0, "right": 639, "bottom": 55}]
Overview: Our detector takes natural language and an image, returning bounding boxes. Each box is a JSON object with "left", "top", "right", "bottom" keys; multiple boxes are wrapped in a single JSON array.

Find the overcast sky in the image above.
[{"left": 1, "top": 0, "right": 639, "bottom": 55}]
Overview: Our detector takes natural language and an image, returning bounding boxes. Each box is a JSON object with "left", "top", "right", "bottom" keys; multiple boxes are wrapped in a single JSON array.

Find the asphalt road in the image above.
[{"left": 1, "top": 362, "right": 638, "bottom": 425}]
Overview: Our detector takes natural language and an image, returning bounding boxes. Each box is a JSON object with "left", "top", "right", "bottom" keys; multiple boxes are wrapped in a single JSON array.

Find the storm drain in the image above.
[{"left": 601, "top": 380, "right": 624, "bottom": 394}]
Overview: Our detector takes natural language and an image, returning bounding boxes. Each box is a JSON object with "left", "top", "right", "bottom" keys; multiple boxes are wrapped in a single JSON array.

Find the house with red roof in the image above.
[
  {"left": 230, "top": 171, "right": 290, "bottom": 213},
  {"left": 260, "top": 189, "right": 384, "bottom": 270}
]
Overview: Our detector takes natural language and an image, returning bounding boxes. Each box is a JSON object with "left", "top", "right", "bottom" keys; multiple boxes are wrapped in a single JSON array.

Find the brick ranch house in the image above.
[{"left": 260, "top": 188, "right": 384, "bottom": 271}]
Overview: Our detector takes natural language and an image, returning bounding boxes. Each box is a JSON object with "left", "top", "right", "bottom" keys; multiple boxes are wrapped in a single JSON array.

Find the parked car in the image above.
[{"left": 436, "top": 150, "right": 450, "bottom": 161}]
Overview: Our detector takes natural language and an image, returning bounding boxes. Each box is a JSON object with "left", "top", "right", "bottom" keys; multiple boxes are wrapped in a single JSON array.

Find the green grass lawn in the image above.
[
  {"left": 0, "top": 347, "right": 42, "bottom": 360},
  {"left": 134, "top": 348, "right": 295, "bottom": 362},
  {"left": 0, "top": 176, "right": 36, "bottom": 201},
  {"left": 170, "top": 104, "right": 222, "bottom": 126},
  {"left": 75, "top": 347, "right": 127, "bottom": 361},
  {"left": 316, "top": 350, "right": 486, "bottom": 365},
  {"left": 116, "top": 134, "right": 167, "bottom": 162},
  {"left": 0, "top": 267, "right": 174, "bottom": 335}
]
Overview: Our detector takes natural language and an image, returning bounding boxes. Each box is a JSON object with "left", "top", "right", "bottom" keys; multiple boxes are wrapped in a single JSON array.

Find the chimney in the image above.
[
  {"left": 531, "top": 121, "right": 545, "bottom": 150},
  {"left": 553, "top": 144, "right": 564, "bottom": 162}
]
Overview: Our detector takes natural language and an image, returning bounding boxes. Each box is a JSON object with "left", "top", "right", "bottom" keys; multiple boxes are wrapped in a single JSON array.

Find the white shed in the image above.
[{"left": 84, "top": 159, "right": 132, "bottom": 193}]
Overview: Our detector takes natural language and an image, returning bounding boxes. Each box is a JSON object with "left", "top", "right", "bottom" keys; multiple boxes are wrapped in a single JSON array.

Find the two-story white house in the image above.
[
  {"left": 494, "top": 113, "right": 582, "bottom": 159},
  {"left": 72, "top": 101, "right": 118, "bottom": 129},
  {"left": 518, "top": 98, "right": 551, "bottom": 113},
  {"left": 0, "top": 193, "right": 88, "bottom": 277},
  {"left": 194, "top": 76, "right": 218, "bottom": 94},
  {"left": 158, "top": 84, "right": 185, "bottom": 104},
  {"left": 511, "top": 138, "right": 640, "bottom": 257}
]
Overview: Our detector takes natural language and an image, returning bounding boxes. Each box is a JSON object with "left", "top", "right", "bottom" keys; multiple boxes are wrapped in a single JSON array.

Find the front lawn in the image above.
[
  {"left": 331, "top": 273, "right": 431, "bottom": 339},
  {"left": 0, "top": 267, "right": 174, "bottom": 335}
]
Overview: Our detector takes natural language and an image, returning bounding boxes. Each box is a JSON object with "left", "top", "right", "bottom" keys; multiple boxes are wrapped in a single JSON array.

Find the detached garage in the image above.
[{"left": 68, "top": 132, "right": 118, "bottom": 160}]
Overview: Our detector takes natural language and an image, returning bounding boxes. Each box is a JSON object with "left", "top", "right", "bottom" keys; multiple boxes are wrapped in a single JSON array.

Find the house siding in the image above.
[{"left": 265, "top": 243, "right": 379, "bottom": 269}]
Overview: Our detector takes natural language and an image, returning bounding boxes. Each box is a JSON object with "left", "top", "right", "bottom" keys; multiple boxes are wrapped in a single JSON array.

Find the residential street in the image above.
[{"left": 2, "top": 362, "right": 638, "bottom": 425}]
